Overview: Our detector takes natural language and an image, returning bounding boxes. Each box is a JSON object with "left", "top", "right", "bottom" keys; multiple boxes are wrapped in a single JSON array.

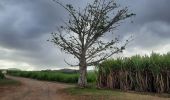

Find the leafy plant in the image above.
[
  {"left": 0, "top": 72, "right": 4, "bottom": 79},
  {"left": 97, "top": 52, "right": 170, "bottom": 93}
]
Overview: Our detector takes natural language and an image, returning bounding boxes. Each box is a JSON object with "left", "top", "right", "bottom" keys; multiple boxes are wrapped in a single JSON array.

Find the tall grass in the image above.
[
  {"left": 97, "top": 52, "right": 170, "bottom": 93},
  {"left": 8, "top": 71, "right": 96, "bottom": 83}
]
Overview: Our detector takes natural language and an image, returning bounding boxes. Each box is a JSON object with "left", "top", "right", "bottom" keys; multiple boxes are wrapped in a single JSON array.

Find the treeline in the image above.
[
  {"left": 8, "top": 71, "right": 96, "bottom": 83},
  {"left": 97, "top": 53, "right": 170, "bottom": 93}
]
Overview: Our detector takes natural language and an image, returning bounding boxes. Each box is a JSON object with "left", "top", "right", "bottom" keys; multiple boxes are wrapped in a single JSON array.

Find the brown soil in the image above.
[{"left": 0, "top": 75, "right": 72, "bottom": 100}]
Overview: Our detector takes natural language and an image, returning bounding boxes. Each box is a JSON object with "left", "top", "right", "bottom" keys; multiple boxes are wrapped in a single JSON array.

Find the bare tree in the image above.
[{"left": 50, "top": 0, "right": 135, "bottom": 87}]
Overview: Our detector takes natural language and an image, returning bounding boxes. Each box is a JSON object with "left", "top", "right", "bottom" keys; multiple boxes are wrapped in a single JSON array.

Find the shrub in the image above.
[{"left": 0, "top": 72, "right": 4, "bottom": 79}]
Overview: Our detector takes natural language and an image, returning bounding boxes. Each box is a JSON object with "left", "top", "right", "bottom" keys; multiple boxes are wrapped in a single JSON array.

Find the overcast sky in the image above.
[{"left": 0, "top": 0, "right": 170, "bottom": 70}]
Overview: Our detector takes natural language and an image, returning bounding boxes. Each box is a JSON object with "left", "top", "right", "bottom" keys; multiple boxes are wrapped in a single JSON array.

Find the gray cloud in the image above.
[{"left": 0, "top": 0, "right": 170, "bottom": 70}]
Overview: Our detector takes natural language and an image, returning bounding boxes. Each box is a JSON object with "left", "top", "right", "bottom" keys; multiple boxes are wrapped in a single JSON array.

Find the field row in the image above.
[
  {"left": 98, "top": 53, "right": 170, "bottom": 93},
  {"left": 8, "top": 71, "right": 96, "bottom": 83}
]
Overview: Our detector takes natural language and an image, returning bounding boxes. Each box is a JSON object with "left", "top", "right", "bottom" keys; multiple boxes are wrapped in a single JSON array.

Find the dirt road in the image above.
[
  {"left": 0, "top": 76, "right": 169, "bottom": 100},
  {"left": 0, "top": 75, "right": 72, "bottom": 100}
]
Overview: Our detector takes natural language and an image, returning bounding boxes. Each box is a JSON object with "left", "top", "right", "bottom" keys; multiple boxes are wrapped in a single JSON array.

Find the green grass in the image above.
[
  {"left": 8, "top": 70, "right": 96, "bottom": 83},
  {"left": 64, "top": 87, "right": 120, "bottom": 96},
  {"left": 62, "top": 87, "right": 170, "bottom": 100},
  {"left": 0, "top": 78, "right": 20, "bottom": 86},
  {"left": 62, "top": 87, "right": 120, "bottom": 100}
]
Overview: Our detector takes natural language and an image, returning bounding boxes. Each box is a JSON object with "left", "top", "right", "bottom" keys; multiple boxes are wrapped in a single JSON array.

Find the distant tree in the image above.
[{"left": 50, "top": 0, "right": 135, "bottom": 87}]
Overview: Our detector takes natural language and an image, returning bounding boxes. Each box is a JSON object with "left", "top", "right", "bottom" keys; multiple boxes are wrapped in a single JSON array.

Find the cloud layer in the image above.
[{"left": 0, "top": 0, "right": 170, "bottom": 70}]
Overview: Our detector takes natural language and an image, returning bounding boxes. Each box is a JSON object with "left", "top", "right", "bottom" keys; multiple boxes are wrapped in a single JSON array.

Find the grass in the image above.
[
  {"left": 0, "top": 78, "right": 21, "bottom": 86},
  {"left": 62, "top": 87, "right": 119, "bottom": 100},
  {"left": 64, "top": 87, "right": 120, "bottom": 95},
  {"left": 0, "top": 72, "right": 20, "bottom": 86},
  {"left": 62, "top": 87, "right": 170, "bottom": 100}
]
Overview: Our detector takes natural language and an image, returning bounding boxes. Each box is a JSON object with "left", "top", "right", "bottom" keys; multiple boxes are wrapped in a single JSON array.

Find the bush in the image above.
[{"left": 0, "top": 72, "right": 4, "bottom": 79}]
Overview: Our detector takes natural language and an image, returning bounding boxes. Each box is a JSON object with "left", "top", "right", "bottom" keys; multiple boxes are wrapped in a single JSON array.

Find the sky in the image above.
[{"left": 0, "top": 0, "right": 170, "bottom": 70}]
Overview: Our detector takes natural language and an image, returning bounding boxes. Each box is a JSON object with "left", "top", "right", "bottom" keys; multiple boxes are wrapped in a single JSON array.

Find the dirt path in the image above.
[
  {"left": 0, "top": 76, "right": 169, "bottom": 100},
  {"left": 0, "top": 75, "right": 72, "bottom": 100}
]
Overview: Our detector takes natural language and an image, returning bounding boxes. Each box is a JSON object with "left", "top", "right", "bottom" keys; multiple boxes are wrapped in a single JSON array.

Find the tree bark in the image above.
[{"left": 78, "top": 60, "right": 87, "bottom": 87}]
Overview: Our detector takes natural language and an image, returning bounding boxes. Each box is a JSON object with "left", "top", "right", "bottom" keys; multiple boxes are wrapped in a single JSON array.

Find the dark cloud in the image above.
[
  {"left": 117, "top": 0, "right": 170, "bottom": 36},
  {"left": 0, "top": 0, "right": 59, "bottom": 50},
  {"left": 134, "top": 0, "right": 170, "bottom": 24},
  {"left": 0, "top": 0, "right": 169, "bottom": 70}
]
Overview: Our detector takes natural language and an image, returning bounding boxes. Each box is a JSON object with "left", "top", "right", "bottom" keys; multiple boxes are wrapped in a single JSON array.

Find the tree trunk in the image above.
[{"left": 78, "top": 61, "right": 87, "bottom": 87}]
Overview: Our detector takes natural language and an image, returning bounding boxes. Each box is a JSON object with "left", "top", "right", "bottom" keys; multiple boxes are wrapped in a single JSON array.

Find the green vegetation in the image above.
[
  {"left": 7, "top": 52, "right": 170, "bottom": 94},
  {"left": 65, "top": 87, "right": 120, "bottom": 95},
  {"left": 97, "top": 52, "right": 170, "bottom": 93},
  {"left": 0, "top": 78, "right": 20, "bottom": 86},
  {"left": 0, "top": 71, "right": 20, "bottom": 86},
  {"left": 64, "top": 87, "right": 121, "bottom": 100},
  {"left": 63, "top": 87, "right": 170, "bottom": 100},
  {"left": 0, "top": 72, "right": 4, "bottom": 79},
  {"left": 8, "top": 70, "right": 96, "bottom": 83}
]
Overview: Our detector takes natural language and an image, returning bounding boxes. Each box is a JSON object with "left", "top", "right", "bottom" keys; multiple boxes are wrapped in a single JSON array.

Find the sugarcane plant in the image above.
[{"left": 97, "top": 52, "right": 170, "bottom": 93}]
